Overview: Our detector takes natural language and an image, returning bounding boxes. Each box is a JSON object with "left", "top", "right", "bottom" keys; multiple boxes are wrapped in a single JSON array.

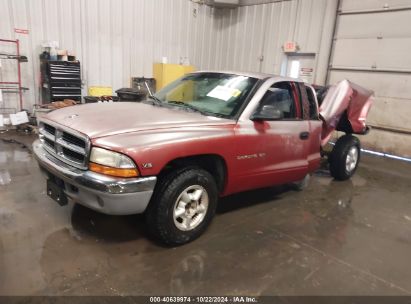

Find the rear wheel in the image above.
[
  {"left": 329, "top": 135, "right": 360, "bottom": 181},
  {"left": 145, "top": 168, "right": 218, "bottom": 246}
]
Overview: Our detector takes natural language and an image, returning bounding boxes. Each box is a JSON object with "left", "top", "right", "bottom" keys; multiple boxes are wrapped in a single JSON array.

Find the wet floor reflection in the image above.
[
  {"left": 0, "top": 170, "right": 11, "bottom": 185},
  {"left": 31, "top": 177, "right": 362, "bottom": 295},
  {"left": 70, "top": 204, "right": 145, "bottom": 243},
  {"left": 0, "top": 143, "right": 31, "bottom": 186}
]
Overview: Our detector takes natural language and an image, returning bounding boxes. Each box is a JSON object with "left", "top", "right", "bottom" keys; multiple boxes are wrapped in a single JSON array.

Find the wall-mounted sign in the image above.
[
  {"left": 14, "top": 28, "right": 29, "bottom": 34},
  {"left": 300, "top": 67, "right": 313, "bottom": 76},
  {"left": 283, "top": 41, "right": 297, "bottom": 53}
]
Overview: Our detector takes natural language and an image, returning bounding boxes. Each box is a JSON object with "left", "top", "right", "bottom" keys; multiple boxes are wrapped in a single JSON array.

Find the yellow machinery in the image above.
[
  {"left": 153, "top": 63, "right": 195, "bottom": 91},
  {"left": 88, "top": 86, "right": 113, "bottom": 97}
]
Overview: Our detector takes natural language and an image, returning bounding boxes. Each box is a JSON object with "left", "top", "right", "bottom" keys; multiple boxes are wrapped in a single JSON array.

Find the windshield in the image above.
[{"left": 151, "top": 72, "right": 258, "bottom": 119}]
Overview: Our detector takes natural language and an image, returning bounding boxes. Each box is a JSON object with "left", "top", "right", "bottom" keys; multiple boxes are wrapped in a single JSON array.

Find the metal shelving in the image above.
[{"left": 0, "top": 38, "right": 27, "bottom": 111}]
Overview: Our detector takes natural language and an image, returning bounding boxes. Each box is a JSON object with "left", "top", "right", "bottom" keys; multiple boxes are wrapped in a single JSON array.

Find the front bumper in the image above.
[{"left": 33, "top": 139, "right": 156, "bottom": 215}]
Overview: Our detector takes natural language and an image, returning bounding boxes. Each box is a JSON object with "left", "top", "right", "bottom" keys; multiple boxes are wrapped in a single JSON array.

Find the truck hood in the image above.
[
  {"left": 44, "top": 102, "right": 233, "bottom": 138},
  {"left": 319, "top": 79, "right": 374, "bottom": 146}
]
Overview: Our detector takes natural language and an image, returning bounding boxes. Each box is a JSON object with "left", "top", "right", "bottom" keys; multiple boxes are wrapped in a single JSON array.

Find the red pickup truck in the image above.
[{"left": 33, "top": 71, "right": 373, "bottom": 245}]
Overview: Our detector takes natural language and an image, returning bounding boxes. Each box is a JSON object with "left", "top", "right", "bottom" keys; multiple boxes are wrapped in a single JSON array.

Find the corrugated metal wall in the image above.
[
  {"left": 0, "top": 0, "right": 221, "bottom": 111},
  {"left": 210, "top": 0, "right": 337, "bottom": 80},
  {"left": 0, "top": 0, "right": 334, "bottom": 112},
  {"left": 328, "top": 0, "right": 411, "bottom": 157}
]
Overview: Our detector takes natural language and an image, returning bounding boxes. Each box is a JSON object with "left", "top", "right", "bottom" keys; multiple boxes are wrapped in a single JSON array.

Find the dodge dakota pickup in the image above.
[{"left": 33, "top": 71, "right": 373, "bottom": 245}]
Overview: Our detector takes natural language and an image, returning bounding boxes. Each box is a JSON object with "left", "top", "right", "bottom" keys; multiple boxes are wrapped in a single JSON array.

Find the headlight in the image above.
[{"left": 89, "top": 147, "right": 139, "bottom": 178}]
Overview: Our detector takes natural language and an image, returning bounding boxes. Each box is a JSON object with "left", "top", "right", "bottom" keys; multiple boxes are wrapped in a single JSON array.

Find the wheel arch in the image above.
[{"left": 157, "top": 154, "right": 228, "bottom": 194}]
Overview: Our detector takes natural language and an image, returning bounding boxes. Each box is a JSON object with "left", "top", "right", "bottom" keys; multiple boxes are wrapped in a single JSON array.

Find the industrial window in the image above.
[{"left": 258, "top": 82, "right": 297, "bottom": 119}]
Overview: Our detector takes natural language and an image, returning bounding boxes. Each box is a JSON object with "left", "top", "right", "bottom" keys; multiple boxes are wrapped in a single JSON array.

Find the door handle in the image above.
[{"left": 300, "top": 131, "right": 310, "bottom": 140}]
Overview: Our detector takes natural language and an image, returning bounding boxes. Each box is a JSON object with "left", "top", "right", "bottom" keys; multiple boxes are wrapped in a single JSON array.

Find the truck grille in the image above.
[{"left": 39, "top": 121, "right": 90, "bottom": 169}]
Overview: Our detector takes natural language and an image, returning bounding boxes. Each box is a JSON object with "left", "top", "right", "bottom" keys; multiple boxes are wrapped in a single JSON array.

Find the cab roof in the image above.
[{"left": 194, "top": 70, "right": 302, "bottom": 82}]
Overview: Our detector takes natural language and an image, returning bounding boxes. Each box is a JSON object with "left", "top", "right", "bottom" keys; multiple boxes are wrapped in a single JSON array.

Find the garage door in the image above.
[{"left": 328, "top": 0, "right": 411, "bottom": 157}]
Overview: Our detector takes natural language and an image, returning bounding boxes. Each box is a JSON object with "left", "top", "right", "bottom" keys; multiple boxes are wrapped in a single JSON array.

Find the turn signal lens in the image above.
[{"left": 89, "top": 162, "right": 139, "bottom": 178}]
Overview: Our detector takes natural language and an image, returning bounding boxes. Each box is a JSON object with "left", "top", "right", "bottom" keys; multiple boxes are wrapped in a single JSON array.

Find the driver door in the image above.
[{"left": 233, "top": 81, "right": 310, "bottom": 192}]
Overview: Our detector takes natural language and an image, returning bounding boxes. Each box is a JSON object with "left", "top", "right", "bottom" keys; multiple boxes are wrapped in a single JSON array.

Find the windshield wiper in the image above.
[
  {"left": 147, "top": 95, "right": 163, "bottom": 105},
  {"left": 142, "top": 96, "right": 162, "bottom": 107},
  {"left": 167, "top": 101, "right": 209, "bottom": 115},
  {"left": 143, "top": 80, "right": 163, "bottom": 106}
]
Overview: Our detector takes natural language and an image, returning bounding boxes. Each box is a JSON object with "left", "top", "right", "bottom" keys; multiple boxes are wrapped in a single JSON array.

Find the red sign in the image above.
[
  {"left": 14, "top": 28, "right": 29, "bottom": 34},
  {"left": 283, "top": 41, "right": 297, "bottom": 53},
  {"left": 300, "top": 68, "right": 313, "bottom": 76}
]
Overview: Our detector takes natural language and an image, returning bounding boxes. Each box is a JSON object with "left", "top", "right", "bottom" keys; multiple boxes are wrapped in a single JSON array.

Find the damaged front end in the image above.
[{"left": 319, "top": 79, "right": 374, "bottom": 147}]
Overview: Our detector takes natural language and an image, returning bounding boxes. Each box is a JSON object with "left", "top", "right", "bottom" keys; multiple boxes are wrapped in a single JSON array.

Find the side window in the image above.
[
  {"left": 305, "top": 86, "right": 319, "bottom": 120},
  {"left": 257, "top": 82, "right": 298, "bottom": 119}
]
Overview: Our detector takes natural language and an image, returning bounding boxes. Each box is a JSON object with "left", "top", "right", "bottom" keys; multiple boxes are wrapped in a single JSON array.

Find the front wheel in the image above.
[
  {"left": 329, "top": 135, "right": 361, "bottom": 181},
  {"left": 145, "top": 168, "right": 218, "bottom": 246}
]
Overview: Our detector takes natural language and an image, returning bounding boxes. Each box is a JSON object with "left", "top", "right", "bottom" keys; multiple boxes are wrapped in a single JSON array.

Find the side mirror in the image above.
[{"left": 251, "top": 105, "right": 283, "bottom": 121}]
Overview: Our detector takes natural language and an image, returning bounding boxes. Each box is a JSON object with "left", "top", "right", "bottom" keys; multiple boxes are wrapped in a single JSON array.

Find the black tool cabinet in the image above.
[{"left": 41, "top": 60, "right": 81, "bottom": 102}]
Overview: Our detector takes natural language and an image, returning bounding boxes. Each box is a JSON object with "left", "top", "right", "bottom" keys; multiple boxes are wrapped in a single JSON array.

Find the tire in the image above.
[
  {"left": 145, "top": 167, "right": 218, "bottom": 246},
  {"left": 329, "top": 135, "right": 360, "bottom": 181}
]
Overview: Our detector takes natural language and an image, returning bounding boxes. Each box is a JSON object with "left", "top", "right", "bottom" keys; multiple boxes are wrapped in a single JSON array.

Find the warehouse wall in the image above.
[
  {"left": 0, "top": 0, "right": 335, "bottom": 112},
  {"left": 0, "top": 0, "right": 221, "bottom": 111},
  {"left": 328, "top": 0, "right": 411, "bottom": 157},
  {"left": 211, "top": 0, "right": 337, "bottom": 82}
]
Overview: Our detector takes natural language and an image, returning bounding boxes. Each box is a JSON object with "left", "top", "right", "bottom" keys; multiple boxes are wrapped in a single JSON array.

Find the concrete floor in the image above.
[{"left": 1, "top": 132, "right": 411, "bottom": 296}]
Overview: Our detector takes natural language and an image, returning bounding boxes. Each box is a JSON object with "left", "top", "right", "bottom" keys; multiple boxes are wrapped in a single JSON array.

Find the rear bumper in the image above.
[{"left": 33, "top": 139, "right": 156, "bottom": 215}]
